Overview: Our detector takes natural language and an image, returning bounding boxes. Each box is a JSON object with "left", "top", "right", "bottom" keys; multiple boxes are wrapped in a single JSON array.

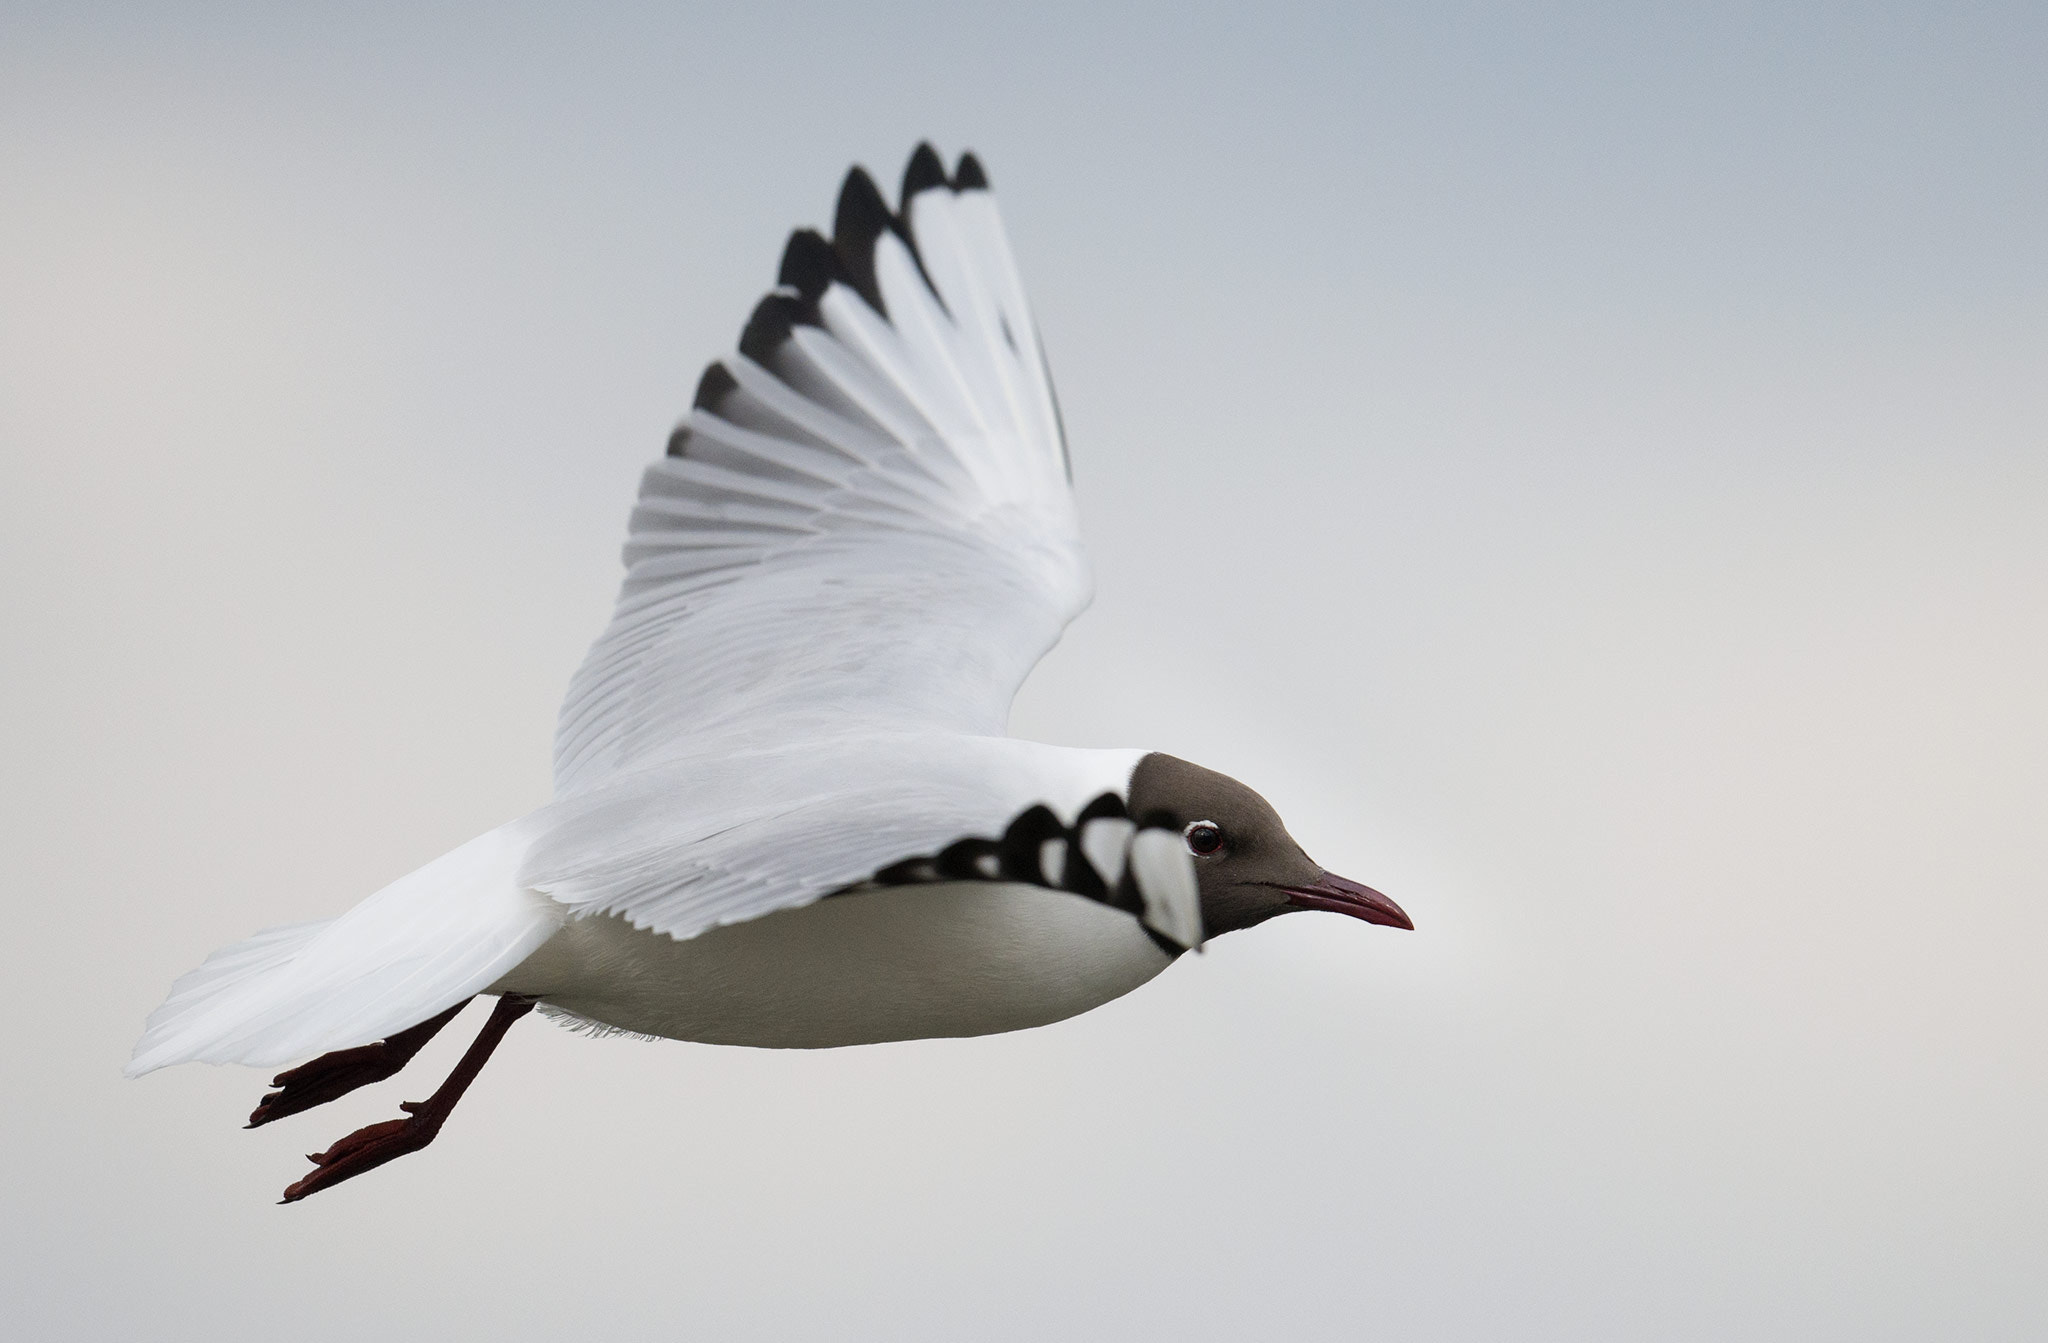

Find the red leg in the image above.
[
  {"left": 279, "top": 994, "right": 537, "bottom": 1204},
  {"left": 248, "top": 999, "right": 472, "bottom": 1128}
]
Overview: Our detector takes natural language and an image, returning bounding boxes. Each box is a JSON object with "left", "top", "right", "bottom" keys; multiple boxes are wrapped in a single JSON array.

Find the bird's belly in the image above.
[{"left": 499, "top": 882, "right": 1177, "bottom": 1048}]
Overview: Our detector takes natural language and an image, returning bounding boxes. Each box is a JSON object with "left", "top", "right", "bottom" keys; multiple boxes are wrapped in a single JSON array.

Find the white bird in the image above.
[{"left": 127, "top": 144, "right": 1412, "bottom": 1202}]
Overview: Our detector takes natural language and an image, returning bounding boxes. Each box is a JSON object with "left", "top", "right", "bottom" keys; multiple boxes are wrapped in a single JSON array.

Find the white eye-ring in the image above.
[{"left": 1183, "top": 820, "right": 1225, "bottom": 857}]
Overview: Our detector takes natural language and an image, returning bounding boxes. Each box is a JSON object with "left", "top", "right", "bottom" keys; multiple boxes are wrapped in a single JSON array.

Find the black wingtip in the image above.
[
  {"left": 834, "top": 166, "right": 892, "bottom": 242},
  {"left": 692, "top": 362, "right": 738, "bottom": 413},
  {"left": 777, "top": 228, "right": 842, "bottom": 302},
  {"left": 901, "top": 142, "right": 948, "bottom": 210},
  {"left": 737, "top": 292, "right": 813, "bottom": 367},
  {"left": 952, "top": 152, "right": 989, "bottom": 191},
  {"left": 702, "top": 146, "right": 983, "bottom": 414},
  {"left": 665, "top": 424, "right": 691, "bottom": 457},
  {"left": 832, "top": 166, "right": 893, "bottom": 315}
]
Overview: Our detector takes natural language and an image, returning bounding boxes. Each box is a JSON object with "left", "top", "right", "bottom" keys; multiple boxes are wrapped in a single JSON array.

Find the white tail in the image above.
[{"left": 126, "top": 825, "right": 562, "bottom": 1076}]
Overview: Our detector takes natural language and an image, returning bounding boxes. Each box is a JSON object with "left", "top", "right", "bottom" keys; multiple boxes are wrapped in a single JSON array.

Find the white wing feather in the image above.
[{"left": 553, "top": 164, "right": 1086, "bottom": 793}]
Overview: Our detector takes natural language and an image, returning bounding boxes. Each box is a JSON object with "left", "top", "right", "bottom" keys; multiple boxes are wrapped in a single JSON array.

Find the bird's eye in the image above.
[{"left": 1184, "top": 821, "right": 1225, "bottom": 856}]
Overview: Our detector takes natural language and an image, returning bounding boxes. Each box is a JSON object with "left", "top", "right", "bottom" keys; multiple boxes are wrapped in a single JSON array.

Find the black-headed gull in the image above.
[{"left": 128, "top": 145, "right": 1412, "bottom": 1202}]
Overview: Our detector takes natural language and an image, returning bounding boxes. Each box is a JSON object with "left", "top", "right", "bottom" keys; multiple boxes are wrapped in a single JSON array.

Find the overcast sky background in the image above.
[{"left": 4, "top": 3, "right": 2045, "bottom": 1339}]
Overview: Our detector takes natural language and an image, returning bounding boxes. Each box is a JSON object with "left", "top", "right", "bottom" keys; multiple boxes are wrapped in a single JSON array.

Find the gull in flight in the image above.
[{"left": 128, "top": 144, "right": 1413, "bottom": 1202}]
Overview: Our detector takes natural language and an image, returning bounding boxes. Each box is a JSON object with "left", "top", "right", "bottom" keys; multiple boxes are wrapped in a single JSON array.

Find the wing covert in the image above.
[{"left": 523, "top": 734, "right": 1197, "bottom": 951}]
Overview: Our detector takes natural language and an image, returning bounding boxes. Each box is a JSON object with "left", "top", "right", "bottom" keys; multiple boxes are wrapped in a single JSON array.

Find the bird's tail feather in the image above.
[{"left": 126, "top": 825, "right": 562, "bottom": 1076}]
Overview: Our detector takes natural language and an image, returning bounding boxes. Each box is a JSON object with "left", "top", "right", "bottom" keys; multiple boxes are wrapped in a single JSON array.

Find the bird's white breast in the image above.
[{"left": 499, "top": 882, "right": 1176, "bottom": 1048}]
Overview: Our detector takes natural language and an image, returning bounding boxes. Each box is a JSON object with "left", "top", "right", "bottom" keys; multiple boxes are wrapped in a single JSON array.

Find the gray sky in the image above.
[{"left": 4, "top": 4, "right": 2044, "bottom": 1339}]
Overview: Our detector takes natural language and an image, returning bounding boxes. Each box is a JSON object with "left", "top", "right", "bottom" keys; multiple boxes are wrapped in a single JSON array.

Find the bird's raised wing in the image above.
[{"left": 553, "top": 146, "right": 1087, "bottom": 796}]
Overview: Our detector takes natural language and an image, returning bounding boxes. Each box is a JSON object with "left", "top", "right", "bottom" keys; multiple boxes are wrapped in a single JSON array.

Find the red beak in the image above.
[{"left": 1281, "top": 872, "right": 1414, "bottom": 930}]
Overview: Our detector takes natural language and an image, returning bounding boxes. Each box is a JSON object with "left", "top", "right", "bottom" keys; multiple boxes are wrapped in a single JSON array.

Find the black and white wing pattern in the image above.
[
  {"left": 553, "top": 146, "right": 1086, "bottom": 795},
  {"left": 523, "top": 735, "right": 1202, "bottom": 952},
  {"left": 852, "top": 791, "right": 1204, "bottom": 954}
]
